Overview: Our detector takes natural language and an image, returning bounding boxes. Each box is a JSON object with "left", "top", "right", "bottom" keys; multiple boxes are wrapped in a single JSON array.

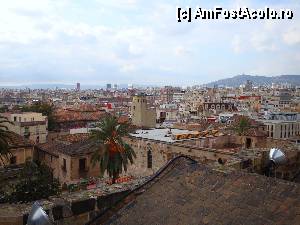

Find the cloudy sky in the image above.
[{"left": 0, "top": 0, "right": 299, "bottom": 86}]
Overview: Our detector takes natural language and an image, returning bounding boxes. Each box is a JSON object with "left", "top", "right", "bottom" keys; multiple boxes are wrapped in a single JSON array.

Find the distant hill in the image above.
[{"left": 206, "top": 75, "right": 300, "bottom": 87}]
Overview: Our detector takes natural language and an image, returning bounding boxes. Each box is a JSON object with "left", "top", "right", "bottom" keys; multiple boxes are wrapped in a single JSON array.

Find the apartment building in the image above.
[
  {"left": 1, "top": 112, "right": 48, "bottom": 143},
  {"left": 260, "top": 112, "right": 300, "bottom": 139}
]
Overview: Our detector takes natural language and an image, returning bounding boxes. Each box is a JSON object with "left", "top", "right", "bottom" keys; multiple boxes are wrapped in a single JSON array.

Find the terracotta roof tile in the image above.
[{"left": 6, "top": 132, "right": 33, "bottom": 148}]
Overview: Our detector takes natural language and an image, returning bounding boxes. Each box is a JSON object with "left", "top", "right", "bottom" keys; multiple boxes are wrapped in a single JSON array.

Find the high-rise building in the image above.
[
  {"left": 76, "top": 83, "right": 80, "bottom": 91},
  {"left": 106, "top": 83, "right": 112, "bottom": 90},
  {"left": 131, "top": 94, "right": 156, "bottom": 128},
  {"left": 113, "top": 84, "right": 118, "bottom": 90}
]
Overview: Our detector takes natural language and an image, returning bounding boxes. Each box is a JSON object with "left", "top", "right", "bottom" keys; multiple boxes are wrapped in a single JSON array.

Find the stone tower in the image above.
[{"left": 131, "top": 94, "right": 156, "bottom": 128}]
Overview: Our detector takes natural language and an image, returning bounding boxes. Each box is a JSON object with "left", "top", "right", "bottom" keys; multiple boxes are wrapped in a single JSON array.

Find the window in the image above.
[
  {"left": 10, "top": 156, "right": 17, "bottom": 165},
  {"left": 147, "top": 145, "right": 152, "bottom": 169},
  {"left": 14, "top": 116, "right": 17, "bottom": 121},
  {"left": 19, "top": 117, "right": 21, "bottom": 122},
  {"left": 62, "top": 158, "right": 67, "bottom": 171},
  {"left": 79, "top": 158, "right": 86, "bottom": 171},
  {"left": 24, "top": 127, "right": 30, "bottom": 138}
]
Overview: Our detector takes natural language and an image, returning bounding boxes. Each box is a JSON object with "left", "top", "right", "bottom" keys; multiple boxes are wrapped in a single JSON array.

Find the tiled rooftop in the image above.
[
  {"left": 53, "top": 109, "right": 106, "bottom": 123},
  {"left": 37, "top": 133, "right": 98, "bottom": 156},
  {"left": 105, "top": 157, "right": 300, "bottom": 225},
  {"left": 57, "top": 133, "right": 90, "bottom": 144},
  {"left": 7, "top": 132, "right": 33, "bottom": 148}
]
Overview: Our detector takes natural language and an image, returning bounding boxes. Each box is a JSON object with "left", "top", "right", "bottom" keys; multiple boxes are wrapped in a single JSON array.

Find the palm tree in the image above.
[
  {"left": 0, "top": 115, "right": 13, "bottom": 165},
  {"left": 90, "top": 114, "right": 136, "bottom": 184}
]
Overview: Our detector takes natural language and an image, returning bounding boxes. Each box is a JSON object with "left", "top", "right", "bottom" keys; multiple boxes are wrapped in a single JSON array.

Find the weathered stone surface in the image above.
[
  {"left": 97, "top": 190, "right": 129, "bottom": 211},
  {"left": 71, "top": 198, "right": 96, "bottom": 215},
  {"left": 104, "top": 157, "right": 300, "bottom": 225}
]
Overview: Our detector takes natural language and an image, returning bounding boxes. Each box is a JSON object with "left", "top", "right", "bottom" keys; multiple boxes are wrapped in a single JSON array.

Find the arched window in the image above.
[{"left": 147, "top": 144, "right": 152, "bottom": 169}]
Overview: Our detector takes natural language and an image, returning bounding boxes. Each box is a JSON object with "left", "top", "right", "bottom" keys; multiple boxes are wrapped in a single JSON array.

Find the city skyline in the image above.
[{"left": 0, "top": 0, "right": 300, "bottom": 86}]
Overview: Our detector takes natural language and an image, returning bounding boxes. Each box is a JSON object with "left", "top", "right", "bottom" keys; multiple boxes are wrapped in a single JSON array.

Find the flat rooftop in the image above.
[{"left": 130, "top": 128, "right": 198, "bottom": 143}]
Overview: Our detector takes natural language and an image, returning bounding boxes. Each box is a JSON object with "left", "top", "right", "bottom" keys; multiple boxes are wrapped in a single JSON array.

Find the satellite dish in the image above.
[
  {"left": 269, "top": 148, "right": 287, "bottom": 166},
  {"left": 27, "top": 201, "right": 51, "bottom": 225}
]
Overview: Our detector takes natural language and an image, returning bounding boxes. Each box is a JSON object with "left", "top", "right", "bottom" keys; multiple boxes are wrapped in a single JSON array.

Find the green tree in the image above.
[
  {"left": 235, "top": 116, "right": 251, "bottom": 135},
  {"left": 90, "top": 115, "right": 136, "bottom": 184},
  {"left": 0, "top": 115, "right": 13, "bottom": 165},
  {"left": 5, "top": 160, "right": 60, "bottom": 203}
]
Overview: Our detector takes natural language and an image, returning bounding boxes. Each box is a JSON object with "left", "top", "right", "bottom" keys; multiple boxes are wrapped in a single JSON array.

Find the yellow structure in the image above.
[{"left": 131, "top": 94, "right": 156, "bottom": 128}]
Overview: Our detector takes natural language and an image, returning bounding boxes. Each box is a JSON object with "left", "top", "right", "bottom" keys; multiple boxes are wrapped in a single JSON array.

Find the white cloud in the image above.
[
  {"left": 120, "top": 63, "right": 137, "bottom": 73},
  {"left": 232, "top": 35, "right": 243, "bottom": 53},
  {"left": 175, "top": 46, "right": 191, "bottom": 56},
  {"left": 128, "top": 44, "right": 143, "bottom": 55},
  {"left": 250, "top": 33, "right": 277, "bottom": 52},
  {"left": 0, "top": 0, "right": 299, "bottom": 85},
  {"left": 283, "top": 27, "right": 300, "bottom": 45}
]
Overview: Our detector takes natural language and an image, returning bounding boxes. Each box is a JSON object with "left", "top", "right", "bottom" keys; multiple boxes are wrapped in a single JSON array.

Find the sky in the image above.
[{"left": 0, "top": 0, "right": 300, "bottom": 86}]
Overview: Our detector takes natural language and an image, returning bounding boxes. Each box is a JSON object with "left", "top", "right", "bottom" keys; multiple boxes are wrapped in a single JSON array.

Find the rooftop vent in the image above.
[
  {"left": 269, "top": 148, "right": 287, "bottom": 166},
  {"left": 264, "top": 148, "right": 287, "bottom": 177},
  {"left": 27, "top": 201, "right": 51, "bottom": 225}
]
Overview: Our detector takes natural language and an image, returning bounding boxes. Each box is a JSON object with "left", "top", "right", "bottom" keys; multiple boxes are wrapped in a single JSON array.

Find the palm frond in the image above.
[{"left": 89, "top": 114, "right": 136, "bottom": 182}]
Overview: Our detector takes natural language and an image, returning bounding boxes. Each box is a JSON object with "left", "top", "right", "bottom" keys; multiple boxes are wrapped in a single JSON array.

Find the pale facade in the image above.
[
  {"left": 2, "top": 112, "right": 48, "bottom": 143},
  {"left": 264, "top": 121, "right": 300, "bottom": 139},
  {"left": 57, "top": 152, "right": 101, "bottom": 184},
  {"left": 36, "top": 140, "right": 101, "bottom": 184},
  {"left": 261, "top": 112, "right": 300, "bottom": 139}
]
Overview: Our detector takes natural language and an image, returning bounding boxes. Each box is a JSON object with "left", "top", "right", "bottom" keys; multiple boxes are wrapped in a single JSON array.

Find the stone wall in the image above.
[
  {"left": 57, "top": 152, "right": 101, "bottom": 184},
  {"left": 0, "top": 188, "right": 133, "bottom": 225},
  {"left": 123, "top": 136, "right": 241, "bottom": 177},
  {"left": 0, "top": 146, "right": 33, "bottom": 168}
]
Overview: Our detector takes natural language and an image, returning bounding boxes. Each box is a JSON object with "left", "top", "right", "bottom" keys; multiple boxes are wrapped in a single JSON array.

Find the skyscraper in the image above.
[
  {"left": 106, "top": 84, "right": 112, "bottom": 90},
  {"left": 76, "top": 83, "right": 80, "bottom": 91}
]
